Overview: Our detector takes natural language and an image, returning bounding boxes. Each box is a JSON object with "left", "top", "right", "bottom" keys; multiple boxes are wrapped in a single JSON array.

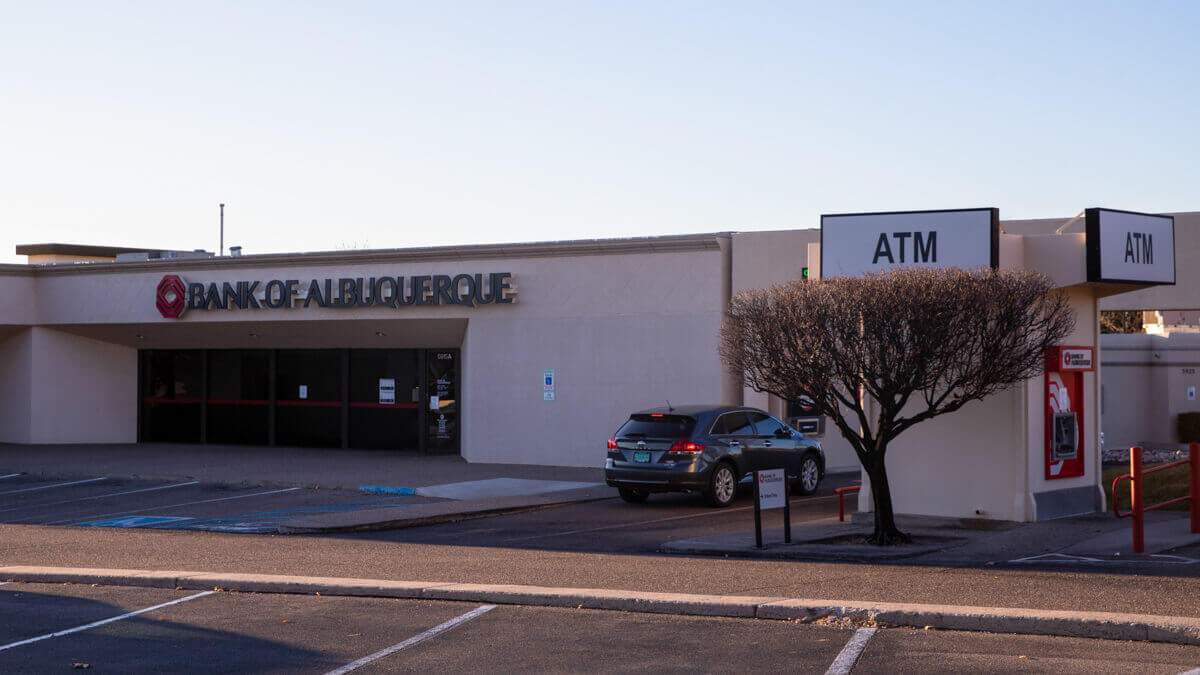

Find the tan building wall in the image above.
[
  {"left": 1100, "top": 333, "right": 1200, "bottom": 448},
  {"left": 0, "top": 329, "right": 34, "bottom": 444},
  {"left": 28, "top": 327, "right": 137, "bottom": 444}
]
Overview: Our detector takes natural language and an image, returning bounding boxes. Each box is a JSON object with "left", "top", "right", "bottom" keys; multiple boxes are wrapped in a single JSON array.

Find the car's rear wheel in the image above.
[
  {"left": 793, "top": 454, "right": 821, "bottom": 496},
  {"left": 618, "top": 487, "right": 649, "bottom": 503},
  {"left": 707, "top": 462, "right": 737, "bottom": 507}
]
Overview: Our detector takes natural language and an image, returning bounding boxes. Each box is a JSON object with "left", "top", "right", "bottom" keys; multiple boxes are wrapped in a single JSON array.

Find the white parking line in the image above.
[
  {"left": 0, "top": 477, "right": 107, "bottom": 497},
  {"left": 825, "top": 627, "right": 876, "bottom": 675},
  {"left": 325, "top": 604, "right": 496, "bottom": 675},
  {"left": 0, "top": 474, "right": 20, "bottom": 481},
  {"left": 0, "top": 481, "right": 200, "bottom": 515},
  {"left": 0, "top": 591, "right": 216, "bottom": 652},
  {"left": 40, "top": 487, "right": 302, "bottom": 526},
  {"left": 502, "top": 494, "right": 837, "bottom": 542}
]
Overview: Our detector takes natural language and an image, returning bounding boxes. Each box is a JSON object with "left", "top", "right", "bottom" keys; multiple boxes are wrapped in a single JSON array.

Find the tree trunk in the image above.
[{"left": 862, "top": 449, "right": 911, "bottom": 545}]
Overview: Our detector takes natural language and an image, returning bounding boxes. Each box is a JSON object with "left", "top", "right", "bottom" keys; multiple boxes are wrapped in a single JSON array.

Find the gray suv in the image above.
[{"left": 604, "top": 405, "right": 825, "bottom": 507}]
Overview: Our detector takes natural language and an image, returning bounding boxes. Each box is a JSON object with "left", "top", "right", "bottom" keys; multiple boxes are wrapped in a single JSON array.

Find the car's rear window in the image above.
[{"left": 617, "top": 415, "right": 695, "bottom": 438}]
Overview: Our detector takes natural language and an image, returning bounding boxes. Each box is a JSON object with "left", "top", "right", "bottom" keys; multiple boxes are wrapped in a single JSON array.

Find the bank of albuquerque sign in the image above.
[{"left": 156, "top": 272, "right": 516, "bottom": 319}]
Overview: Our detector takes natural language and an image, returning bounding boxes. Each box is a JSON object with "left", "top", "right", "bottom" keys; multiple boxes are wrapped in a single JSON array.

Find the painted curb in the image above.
[{"left": 3, "top": 566, "right": 1199, "bottom": 645}]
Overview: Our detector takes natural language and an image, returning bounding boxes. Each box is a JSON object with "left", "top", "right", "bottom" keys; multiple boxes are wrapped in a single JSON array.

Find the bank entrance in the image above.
[{"left": 139, "top": 348, "right": 459, "bottom": 453}]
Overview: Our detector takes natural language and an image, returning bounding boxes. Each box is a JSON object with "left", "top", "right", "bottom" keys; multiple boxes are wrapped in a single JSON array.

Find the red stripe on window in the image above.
[
  {"left": 348, "top": 402, "right": 420, "bottom": 409},
  {"left": 276, "top": 400, "right": 343, "bottom": 408},
  {"left": 207, "top": 399, "right": 270, "bottom": 406},
  {"left": 142, "top": 397, "right": 202, "bottom": 404}
]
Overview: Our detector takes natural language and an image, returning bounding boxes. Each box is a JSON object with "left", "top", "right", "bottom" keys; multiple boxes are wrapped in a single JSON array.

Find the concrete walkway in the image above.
[
  {"left": 661, "top": 510, "right": 1200, "bottom": 563},
  {"left": 0, "top": 443, "right": 603, "bottom": 489}
]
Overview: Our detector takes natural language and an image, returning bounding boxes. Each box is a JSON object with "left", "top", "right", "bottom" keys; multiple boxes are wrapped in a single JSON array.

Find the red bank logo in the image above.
[{"left": 156, "top": 275, "right": 187, "bottom": 318}]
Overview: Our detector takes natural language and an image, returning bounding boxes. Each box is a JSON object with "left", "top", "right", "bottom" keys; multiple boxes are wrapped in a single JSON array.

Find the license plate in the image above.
[{"left": 632, "top": 451, "right": 651, "bottom": 463}]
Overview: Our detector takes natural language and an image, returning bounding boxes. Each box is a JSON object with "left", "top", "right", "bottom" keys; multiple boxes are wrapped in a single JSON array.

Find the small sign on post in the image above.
[
  {"left": 543, "top": 369, "right": 556, "bottom": 401},
  {"left": 753, "top": 468, "right": 791, "bottom": 549}
]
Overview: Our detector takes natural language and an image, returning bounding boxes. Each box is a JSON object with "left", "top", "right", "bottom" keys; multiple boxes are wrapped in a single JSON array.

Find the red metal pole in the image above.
[
  {"left": 1131, "top": 446, "right": 1144, "bottom": 553},
  {"left": 1190, "top": 442, "right": 1199, "bottom": 535},
  {"left": 838, "top": 490, "right": 845, "bottom": 522}
]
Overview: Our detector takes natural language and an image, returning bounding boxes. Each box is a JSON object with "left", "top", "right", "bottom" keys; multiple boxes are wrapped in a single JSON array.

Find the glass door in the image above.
[{"left": 425, "top": 349, "right": 459, "bottom": 453}]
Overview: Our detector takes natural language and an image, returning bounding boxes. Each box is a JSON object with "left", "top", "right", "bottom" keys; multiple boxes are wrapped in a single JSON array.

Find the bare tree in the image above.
[{"left": 720, "top": 268, "right": 1075, "bottom": 545}]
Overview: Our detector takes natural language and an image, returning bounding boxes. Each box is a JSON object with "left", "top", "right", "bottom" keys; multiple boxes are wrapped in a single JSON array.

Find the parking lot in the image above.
[
  {"left": 0, "top": 474, "right": 442, "bottom": 534},
  {"left": 0, "top": 470, "right": 860, "bottom": 551},
  {"left": 347, "top": 475, "right": 858, "bottom": 554},
  {"left": 1, "top": 582, "right": 1197, "bottom": 673}
]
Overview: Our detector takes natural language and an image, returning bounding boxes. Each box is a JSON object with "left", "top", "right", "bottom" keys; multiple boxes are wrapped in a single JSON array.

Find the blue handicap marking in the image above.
[
  {"left": 77, "top": 516, "right": 193, "bottom": 528},
  {"left": 359, "top": 486, "right": 415, "bottom": 496}
]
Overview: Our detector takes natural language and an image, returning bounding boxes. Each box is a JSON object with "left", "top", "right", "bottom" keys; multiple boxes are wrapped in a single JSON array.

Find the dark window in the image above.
[
  {"left": 349, "top": 349, "right": 420, "bottom": 449},
  {"left": 206, "top": 350, "right": 269, "bottom": 445},
  {"left": 617, "top": 415, "right": 695, "bottom": 438},
  {"left": 748, "top": 412, "right": 788, "bottom": 436},
  {"left": 276, "top": 349, "right": 342, "bottom": 448},
  {"left": 141, "top": 350, "right": 202, "bottom": 443},
  {"left": 713, "top": 412, "right": 755, "bottom": 436}
]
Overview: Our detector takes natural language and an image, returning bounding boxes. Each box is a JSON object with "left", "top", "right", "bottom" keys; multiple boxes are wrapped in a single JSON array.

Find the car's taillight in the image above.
[
  {"left": 669, "top": 439, "right": 705, "bottom": 453},
  {"left": 607, "top": 437, "right": 618, "bottom": 450}
]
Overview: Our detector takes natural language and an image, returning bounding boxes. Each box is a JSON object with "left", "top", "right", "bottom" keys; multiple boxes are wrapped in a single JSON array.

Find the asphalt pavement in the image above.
[
  {"left": 2, "top": 582, "right": 1197, "bottom": 673},
  {"left": 5, "top": 442, "right": 1200, "bottom": 657}
]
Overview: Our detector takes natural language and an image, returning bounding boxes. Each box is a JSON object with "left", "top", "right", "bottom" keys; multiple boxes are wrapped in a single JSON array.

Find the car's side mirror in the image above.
[{"left": 774, "top": 428, "right": 791, "bottom": 438}]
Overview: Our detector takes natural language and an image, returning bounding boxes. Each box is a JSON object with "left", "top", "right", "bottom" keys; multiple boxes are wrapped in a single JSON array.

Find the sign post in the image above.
[{"left": 753, "top": 468, "right": 791, "bottom": 549}]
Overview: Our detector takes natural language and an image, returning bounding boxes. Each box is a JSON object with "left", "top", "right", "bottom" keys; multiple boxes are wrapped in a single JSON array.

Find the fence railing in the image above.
[{"left": 1111, "top": 443, "right": 1199, "bottom": 553}]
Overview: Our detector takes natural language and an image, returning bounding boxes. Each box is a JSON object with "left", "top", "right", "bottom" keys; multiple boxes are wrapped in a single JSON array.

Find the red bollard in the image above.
[
  {"left": 1131, "top": 446, "right": 1144, "bottom": 553},
  {"left": 1190, "top": 442, "right": 1199, "bottom": 535}
]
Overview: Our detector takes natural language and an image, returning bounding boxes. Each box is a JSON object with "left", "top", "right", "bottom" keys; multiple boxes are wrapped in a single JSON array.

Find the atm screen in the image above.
[{"left": 1052, "top": 411, "right": 1078, "bottom": 460}]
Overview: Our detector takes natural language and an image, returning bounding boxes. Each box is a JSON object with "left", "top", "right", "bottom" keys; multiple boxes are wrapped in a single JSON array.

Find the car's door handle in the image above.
[
  {"left": 763, "top": 440, "right": 772, "bottom": 447},
  {"left": 728, "top": 440, "right": 740, "bottom": 446}
]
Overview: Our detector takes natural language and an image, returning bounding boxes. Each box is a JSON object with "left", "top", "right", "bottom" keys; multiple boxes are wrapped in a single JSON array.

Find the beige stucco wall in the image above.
[
  {"left": 0, "top": 271, "right": 36, "bottom": 327},
  {"left": 459, "top": 246, "right": 733, "bottom": 466},
  {"left": 28, "top": 327, "right": 137, "bottom": 444},
  {"left": 1100, "top": 333, "right": 1200, "bottom": 447},
  {"left": 0, "top": 329, "right": 34, "bottom": 443}
]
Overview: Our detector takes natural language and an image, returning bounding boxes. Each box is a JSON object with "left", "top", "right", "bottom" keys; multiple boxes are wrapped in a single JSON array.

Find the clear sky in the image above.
[{"left": 2, "top": 1, "right": 1198, "bottom": 262}]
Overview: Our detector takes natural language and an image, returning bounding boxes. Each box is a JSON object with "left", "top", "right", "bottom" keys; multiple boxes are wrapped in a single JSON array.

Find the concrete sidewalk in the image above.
[
  {"left": 4, "top": 565, "right": 1200, "bottom": 646},
  {"left": 0, "top": 442, "right": 615, "bottom": 529},
  {"left": 0, "top": 443, "right": 603, "bottom": 488},
  {"left": 660, "top": 510, "right": 1200, "bottom": 563}
]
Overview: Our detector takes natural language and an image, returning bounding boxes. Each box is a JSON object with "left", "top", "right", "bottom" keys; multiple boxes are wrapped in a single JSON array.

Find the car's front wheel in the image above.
[
  {"left": 793, "top": 454, "right": 821, "bottom": 496},
  {"left": 618, "top": 487, "right": 649, "bottom": 503},
  {"left": 707, "top": 462, "right": 738, "bottom": 507}
]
